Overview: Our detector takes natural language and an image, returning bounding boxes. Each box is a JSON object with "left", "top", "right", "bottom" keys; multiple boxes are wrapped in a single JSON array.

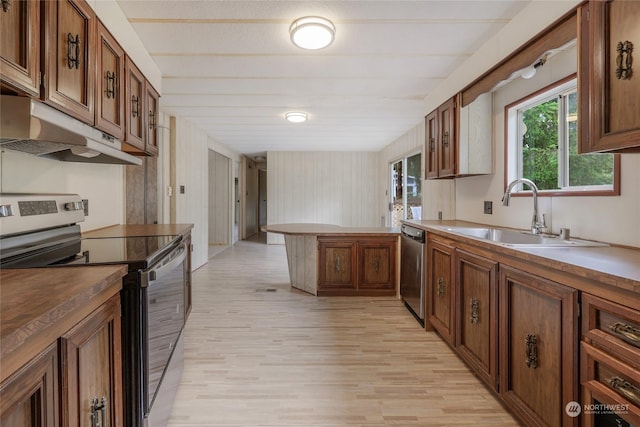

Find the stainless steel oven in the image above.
[{"left": 0, "top": 193, "right": 187, "bottom": 427}]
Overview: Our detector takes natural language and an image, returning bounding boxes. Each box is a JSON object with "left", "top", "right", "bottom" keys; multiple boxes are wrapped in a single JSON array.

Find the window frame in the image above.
[{"left": 503, "top": 74, "right": 620, "bottom": 198}]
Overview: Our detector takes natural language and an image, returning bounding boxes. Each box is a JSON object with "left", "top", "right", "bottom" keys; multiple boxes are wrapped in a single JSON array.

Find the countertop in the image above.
[
  {"left": 82, "top": 223, "right": 194, "bottom": 238},
  {"left": 405, "top": 220, "right": 640, "bottom": 295},
  {"left": 263, "top": 223, "right": 400, "bottom": 236},
  {"left": 0, "top": 265, "right": 127, "bottom": 383}
]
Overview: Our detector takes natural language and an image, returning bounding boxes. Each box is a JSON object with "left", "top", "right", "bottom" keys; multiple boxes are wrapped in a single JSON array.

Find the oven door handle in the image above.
[{"left": 140, "top": 243, "right": 186, "bottom": 287}]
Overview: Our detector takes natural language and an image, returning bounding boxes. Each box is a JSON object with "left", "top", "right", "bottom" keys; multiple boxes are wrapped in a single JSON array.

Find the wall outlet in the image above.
[
  {"left": 484, "top": 201, "right": 493, "bottom": 214},
  {"left": 438, "top": 211, "right": 443, "bottom": 220},
  {"left": 180, "top": 185, "right": 185, "bottom": 194}
]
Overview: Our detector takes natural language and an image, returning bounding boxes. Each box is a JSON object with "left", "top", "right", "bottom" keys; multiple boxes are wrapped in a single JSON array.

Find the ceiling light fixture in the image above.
[
  {"left": 285, "top": 112, "right": 308, "bottom": 123},
  {"left": 289, "top": 16, "right": 335, "bottom": 50}
]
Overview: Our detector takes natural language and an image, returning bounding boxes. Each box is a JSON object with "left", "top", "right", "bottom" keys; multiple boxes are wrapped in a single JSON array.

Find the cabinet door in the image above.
[
  {"left": 438, "top": 96, "right": 457, "bottom": 177},
  {"left": 60, "top": 294, "right": 123, "bottom": 427},
  {"left": 43, "top": 0, "right": 96, "bottom": 124},
  {"left": 145, "top": 83, "right": 160, "bottom": 156},
  {"left": 0, "top": 0, "right": 40, "bottom": 96},
  {"left": 455, "top": 249, "right": 498, "bottom": 391},
  {"left": 427, "top": 237, "right": 455, "bottom": 344},
  {"left": 0, "top": 343, "right": 58, "bottom": 427},
  {"left": 425, "top": 110, "right": 439, "bottom": 179},
  {"left": 499, "top": 265, "right": 578, "bottom": 427},
  {"left": 358, "top": 238, "right": 396, "bottom": 290},
  {"left": 318, "top": 239, "right": 356, "bottom": 290},
  {"left": 95, "top": 21, "right": 124, "bottom": 139},
  {"left": 579, "top": 1, "right": 640, "bottom": 153},
  {"left": 123, "top": 56, "right": 146, "bottom": 152}
]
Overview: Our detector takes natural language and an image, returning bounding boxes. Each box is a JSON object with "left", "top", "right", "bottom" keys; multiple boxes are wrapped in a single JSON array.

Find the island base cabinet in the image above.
[
  {"left": 499, "top": 265, "right": 578, "bottom": 427},
  {"left": 358, "top": 240, "right": 396, "bottom": 290},
  {"left": 0, "top": 343, "right": 58, "bottom": 427},
  {"left": 59, "top": 293, "right": 123, "bottom": 427}
]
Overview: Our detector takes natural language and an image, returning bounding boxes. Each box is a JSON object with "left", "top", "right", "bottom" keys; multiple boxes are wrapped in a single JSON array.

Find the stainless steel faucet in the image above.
[{"left": 501, "top": 178, "right": 547, "bottom": 234}]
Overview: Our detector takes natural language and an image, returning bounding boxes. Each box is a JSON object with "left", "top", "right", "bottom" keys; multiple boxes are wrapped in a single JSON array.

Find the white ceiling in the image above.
[{"left": 116, "top": 1, "right": 530, "bottom": 158}]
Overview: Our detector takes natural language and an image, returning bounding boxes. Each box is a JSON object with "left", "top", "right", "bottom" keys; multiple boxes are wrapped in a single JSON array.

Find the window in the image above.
[
  {"left": 390, "top": 152, "right": 422, "bottom": 227},
  {"left": 505, "top": 76, "right": 619, "bottom": 196}
]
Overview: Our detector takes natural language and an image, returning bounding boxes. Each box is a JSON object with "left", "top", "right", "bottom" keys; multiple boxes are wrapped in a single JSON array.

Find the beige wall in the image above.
[{"left": 266, "top": 151, "right": 380, "bottom": 244}]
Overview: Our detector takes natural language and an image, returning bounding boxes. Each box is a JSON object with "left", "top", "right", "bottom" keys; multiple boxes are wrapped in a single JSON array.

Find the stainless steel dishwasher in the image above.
[{"left": 400, "top": 224, "right": 426, "bottom": 324}]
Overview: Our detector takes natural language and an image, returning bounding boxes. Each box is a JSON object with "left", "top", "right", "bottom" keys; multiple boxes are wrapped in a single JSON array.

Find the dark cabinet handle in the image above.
[
  {"left": 149, "top": 110, "right": 156, "bottom": 130},
  {"left": 616, "top": 40, "right": 634, "bottom": 80},
  {"left": 608, "top": 376, "right": 640, "bottom": 407},
  {"left": 2, "top": 0, "right": 10, "bottom": 13},
  {"left": 437, "top": 277, "right": 445, "bottom": 297},
  {"left": 90, "top": 396, "right": 107, "bottom": 427},
  {"left": 374, "top": 257, "right": 380, "bottom": 273},
  {"left": 470, "top": 298, "right": 479, "bottom": 324},
  {"left": 67, "top": 33, "right": 80, "bottom": 69},
  {"left": 105, "top": 71, "right": 116, "bottom": 99},
  {"left": 335, "top": 256, "right": 341, "bottom": 272},
  {"left": 525, "top": 334, "right": 538, "bottom": 369},
  {"left": 131, "top": 95, "right": 140, "bottom": 118},
  {"left": 429, "top": 137, "right": 435, "bottom": 152},
  {"left": 609, "top": 322, "right": 640, "bottom": 344},
  {"left": 442, "top": 130, "right": 449, "bottom": 147}
]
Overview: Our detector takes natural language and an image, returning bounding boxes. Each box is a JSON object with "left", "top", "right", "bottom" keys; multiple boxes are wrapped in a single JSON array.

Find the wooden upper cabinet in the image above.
[
  {"left": 43, "top": 0, "right": 96, "bottom": 124},
  {"left": 123, "top": 56, "right": 159, "bottom": 156},
  {"left": 124, "top": 56, "right": 145, "bottom": 151},
  {"left": 425, "top": 95, "right": 458, "bottom": 179},
  {"left": 145, "top": 83, "right": 160, "bottom": 156},
  {"left": 0, "top": 0, "right": 40, "bottom": 96},
  {"left": 95, "top": 21, "right": 125, "bottom": 139},
  {"left": 579, "top": 0, "right": 640, "bottom": 153}
]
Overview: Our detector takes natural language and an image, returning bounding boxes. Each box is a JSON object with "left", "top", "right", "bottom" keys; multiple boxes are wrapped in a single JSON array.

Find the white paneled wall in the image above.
[
  {"left": 0, "top": 150, "right": 125, "bottom": 232},
  {"left": 266, "top": 151, "right": 380, "bottom": 244},
  {"left": 173, "top": 116, "right": 209, "bottom": 270}
]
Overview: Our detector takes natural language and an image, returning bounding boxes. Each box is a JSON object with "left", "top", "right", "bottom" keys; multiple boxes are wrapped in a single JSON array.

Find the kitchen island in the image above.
[{"left": 263, "top": 223, "right": 400, "bottom": 296}]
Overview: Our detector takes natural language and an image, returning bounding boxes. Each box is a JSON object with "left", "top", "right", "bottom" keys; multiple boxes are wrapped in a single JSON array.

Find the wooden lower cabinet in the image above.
[
  {"left": 499, "top": 265, "right": 579, "bottom": 427},
  {"left": 0, "top": 343, "right": 58, "bottom": 427},
  {"left": 581, "top": 293, "right": 640, "bottom": 426},
  {"left": 426, "top": 236, "right": 455, "bottom": 344},
  {"left": 454, "top": 249, "right": 498, "bottom": 391},
  {"left": 59, "top": 293, "right": 123, "bottom": 427},
  {"left": 358, "top": 239, "right": 396, "bottom": 290},
  {"left": 317, "top": 237, "right": 397, "bottom": 296}
]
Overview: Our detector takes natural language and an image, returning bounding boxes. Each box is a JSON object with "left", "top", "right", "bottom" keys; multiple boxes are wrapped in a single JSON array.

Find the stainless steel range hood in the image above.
[{"left": 0, "top": 95, "right": 142, "bottom": 166}]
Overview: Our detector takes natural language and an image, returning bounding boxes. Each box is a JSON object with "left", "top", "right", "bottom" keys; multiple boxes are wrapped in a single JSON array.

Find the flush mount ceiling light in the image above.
[
  {"left": 289, "top": 16, "right": 335, "bottom": 50},
  {"left": 285, "top": 112, "right": 308, "bottom": 123}
]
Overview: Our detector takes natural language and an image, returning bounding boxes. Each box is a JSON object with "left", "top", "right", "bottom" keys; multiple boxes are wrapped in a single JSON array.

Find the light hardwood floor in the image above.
[{"left": 169, "top": 240, "right": 520, "bottom": 426}]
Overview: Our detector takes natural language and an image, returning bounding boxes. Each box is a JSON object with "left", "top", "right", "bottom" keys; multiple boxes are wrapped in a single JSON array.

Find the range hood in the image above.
[{"left": 0, "top": 95, "right": 142, "bottom": 166}]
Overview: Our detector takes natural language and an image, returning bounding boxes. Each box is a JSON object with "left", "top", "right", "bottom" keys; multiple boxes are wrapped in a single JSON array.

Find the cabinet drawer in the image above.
[
  {"left": 581, "top": 342, "right": 640, "bottom": 426},
  {"left": 582, "top": 293, "right": 640, "bottom": 367}
]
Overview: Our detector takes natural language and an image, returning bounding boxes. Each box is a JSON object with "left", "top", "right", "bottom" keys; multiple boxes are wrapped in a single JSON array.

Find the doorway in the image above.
[
  {"left": 208, "top": 150, "right": 231, "bottom": 257},
  {"left": 390, "top": 152, "right": 422, "bottom": 227}
]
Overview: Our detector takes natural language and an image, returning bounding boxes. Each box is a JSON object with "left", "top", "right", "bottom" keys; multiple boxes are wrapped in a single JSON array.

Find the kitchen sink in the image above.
[{"left": 440, "top": 226, "right": 608, "bottom": 248}]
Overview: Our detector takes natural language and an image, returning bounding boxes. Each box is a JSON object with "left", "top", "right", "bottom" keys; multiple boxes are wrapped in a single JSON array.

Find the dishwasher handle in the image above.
[{"left": 401, "top": 225, "right": 425, "bottom": 243}]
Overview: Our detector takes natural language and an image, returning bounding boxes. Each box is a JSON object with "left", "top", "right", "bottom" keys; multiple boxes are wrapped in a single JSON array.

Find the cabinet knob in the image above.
[
  {"left": 131, "top": 95, "right": 140, "bottom": 118},
  {"left": 105, "top": 71, "right": 116, "bottom": 99},
  {"left": 616, "top": 40, "right": 634, "bottom": 80},
  {"left": 609, "top": 322, "right": 640, "bottom": 344},
  {"left": 608, "top": 376, "right": 640, "bottom": 407},
  {"left": 335, "top": 256, "right": 341, "bottom": 272}
]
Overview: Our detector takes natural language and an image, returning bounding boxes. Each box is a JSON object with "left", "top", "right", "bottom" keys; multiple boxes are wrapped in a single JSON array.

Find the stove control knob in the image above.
[
  {"left": 0, "top": 204, "right": 14, "bottom": 217},
  {"left": 64, "top": 201, "right": 84, "bottom": 211}
]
